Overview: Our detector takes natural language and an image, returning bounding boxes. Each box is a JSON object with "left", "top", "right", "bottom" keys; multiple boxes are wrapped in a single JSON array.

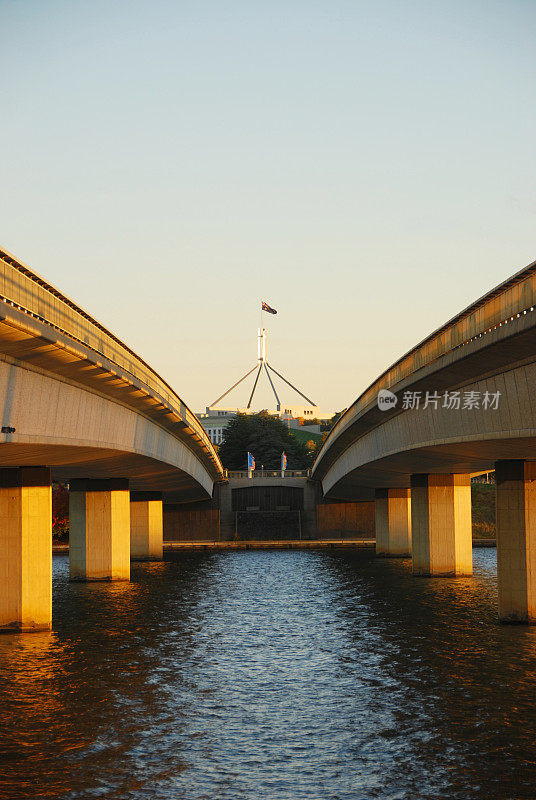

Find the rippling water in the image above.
[{"left": 1, "top": 549, "right": 536, "bottom": 799}]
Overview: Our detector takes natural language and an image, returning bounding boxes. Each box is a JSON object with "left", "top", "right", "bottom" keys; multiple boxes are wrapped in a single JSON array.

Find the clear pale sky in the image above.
[{"left": 1, "top": 1, "right": 535, "bottom": 413}]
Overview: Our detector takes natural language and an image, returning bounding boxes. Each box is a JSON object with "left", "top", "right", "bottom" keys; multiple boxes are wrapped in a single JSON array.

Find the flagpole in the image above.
[
  {"left": 210, "top": 298, "right": 317, "bottom": 414},
  {"left": 261, "top": 302, "right": 264, "bottom": 362}
]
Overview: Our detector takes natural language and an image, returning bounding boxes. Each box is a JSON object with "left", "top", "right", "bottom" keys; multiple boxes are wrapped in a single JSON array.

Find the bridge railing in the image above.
[
  {"left": 314, "top": 258, "right": 536, "bottom": 473},
  {"left": 0, "top": 248, "right": 218, "bottom": 463},
  {"left": 225, "top": 469, "right": 310, "bottom": 479}
]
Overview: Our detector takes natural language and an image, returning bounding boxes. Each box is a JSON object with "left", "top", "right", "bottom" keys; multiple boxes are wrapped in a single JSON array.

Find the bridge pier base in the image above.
[
  {"left": 375, "top": 488, "right": 411, "bottom": 556},
  {"left": 69, "top": 479, "right": 130, "bottom": 581},
  {"left": 495, "top": 460, "right": 536, "bottom": 623},
  {"left": 0, "top": 467, "right": 52, "bottom": 632},
  {"left": 130, "top": 492, "right": 163, "bottom": 561},
  {"left": 410, "top": 473, "right": 472, "bottom": 576}
]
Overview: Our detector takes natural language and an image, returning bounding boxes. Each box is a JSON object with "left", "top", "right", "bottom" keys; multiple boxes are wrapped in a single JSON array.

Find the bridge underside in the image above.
[
  {"left": 0, "top": 354, "right": 218, "bottom": 502},
  {"left": 326, "top": 434, "right": 536, "bottom": 500},
  {"left": 321, "top": 343, "right": 536, "bottom": 500},
  {"left": 0, "top": 442, "right": 210, "bottom": 503}
]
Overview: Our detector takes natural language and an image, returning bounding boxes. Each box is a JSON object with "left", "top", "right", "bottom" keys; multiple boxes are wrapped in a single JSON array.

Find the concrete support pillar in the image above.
[
  {"left": 410, "top": 473, "right": 472, "bottom": 576},
  {"left": 375, "top": 488, "right": 411, "bottom": 557},
  {"left": 0, "top": 467, "right": 52, "bottom": 632},
  {"left": 130, "top": 491, "right": 163, "bottom": 561},
  {"left": 495, "top": 460, "right": 536, "bottom": 623},
  {"left": 69, "top": 478, "right": 130, "bottom": 581}
]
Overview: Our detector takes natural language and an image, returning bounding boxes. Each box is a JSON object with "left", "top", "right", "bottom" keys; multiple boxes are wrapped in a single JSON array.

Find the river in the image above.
[{"left": 1, "top": 549, "right": 535, "bottom": 799}]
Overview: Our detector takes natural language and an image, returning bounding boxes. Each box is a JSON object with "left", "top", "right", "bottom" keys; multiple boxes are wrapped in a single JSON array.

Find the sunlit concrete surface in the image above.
[
  {"left": 496, "top": 460, "right": 536, "bottom": 623},
  {"left": 130, "top": 492, "right": 164, "bottom": 561},
  {"left": 0, "top": 467, "right": 51, "bottom": 631},
  {"left": 69, "top": 478, "right": 131, "bottom": 581},
  {"left": 411, "top": 474, "right": 472, "bottom": 577},
  {"left": 375, "top": 488, "right": 411, "bottom": 557}
]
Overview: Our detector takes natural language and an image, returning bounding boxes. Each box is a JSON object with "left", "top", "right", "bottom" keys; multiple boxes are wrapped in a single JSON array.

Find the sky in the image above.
[{"left": 1, "top": 0, "right": 535, "bottom": 414}]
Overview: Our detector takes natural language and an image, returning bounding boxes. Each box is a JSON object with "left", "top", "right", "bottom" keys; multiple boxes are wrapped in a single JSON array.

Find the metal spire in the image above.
[{"left": 208, "top": 314, "right": 316, "bottom": 412}]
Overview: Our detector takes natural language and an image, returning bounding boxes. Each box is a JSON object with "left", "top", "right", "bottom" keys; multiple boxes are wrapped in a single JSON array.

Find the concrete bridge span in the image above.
[
  {"left": 312, "top": 259, "right": 536, "bottom": 623},
  {"left": 0, "top": 247, "right": 223, "bottom": 631},
  {"left": 0, "top": 247, "right": 221, "bottom": 499}
]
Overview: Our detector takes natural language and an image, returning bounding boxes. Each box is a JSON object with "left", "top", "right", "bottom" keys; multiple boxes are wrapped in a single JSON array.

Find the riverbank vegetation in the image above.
[
  {"left": 52, "top": 483, "right": 69, "bottom": 540},
  {"left": 471, "top": 483, "right": 495, "bottom": 538}
]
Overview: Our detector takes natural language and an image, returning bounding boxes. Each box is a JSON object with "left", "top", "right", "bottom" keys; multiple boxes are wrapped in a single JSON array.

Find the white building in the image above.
[
  {"left": 196, "top": 405, "right": 335, "bottom": 446},
  {"left": 196, "top": 410, "right": 236, "bottom": 446}
]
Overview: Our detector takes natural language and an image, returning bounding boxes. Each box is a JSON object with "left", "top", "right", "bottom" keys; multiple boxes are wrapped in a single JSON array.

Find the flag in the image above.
[
  {"left": 262, "top": 301, "right": 277, "bottom": 315},
  {"left": 281, "top": 451, "right": 287, "bottom": 471},
  {"left": 247, "top": 451, "right": 255, "bottom": 470}
]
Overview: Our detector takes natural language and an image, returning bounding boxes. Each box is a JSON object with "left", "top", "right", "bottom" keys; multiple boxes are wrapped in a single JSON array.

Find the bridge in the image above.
[
  {"left": 3, "top": 246, "right": 536, "bottom": 631},
  {"left": 312, "top": 259, "right": 536, "bottom": 623},
  {"left": 0, "top": 247, "right": 223, "bottom": 631}
]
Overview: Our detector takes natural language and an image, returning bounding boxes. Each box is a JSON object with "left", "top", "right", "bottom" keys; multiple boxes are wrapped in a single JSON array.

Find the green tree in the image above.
[
  {"left": 323, "top": 410, "right": 344, "bottom": 431},
  {"left": 218, "top": 411, "right": 312, "bottom": 470},
  {"left": 471, "top": 483, "right": 496, "bottom": 538},
  {"left": 308, "top": 430, "right": 328, "bottom": 462},
  {"left": 308, "top": 411, "right": 345, "bottom": 461}
]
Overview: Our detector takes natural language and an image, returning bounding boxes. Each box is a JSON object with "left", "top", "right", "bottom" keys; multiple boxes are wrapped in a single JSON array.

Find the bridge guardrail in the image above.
[
  {"left": 0, "top": 248, "right": 220, "bottom": 470},
  {"left": 314, "top": 258, "right": 536, "bottom": 475},
  {"left": 226, "top": 469, "right": 310, "bottom": 479}
]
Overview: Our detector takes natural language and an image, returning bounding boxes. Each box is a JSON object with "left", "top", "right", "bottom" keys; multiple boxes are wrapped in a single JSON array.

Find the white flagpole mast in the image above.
[
  {"left": 258, "top": 301, "right": 264, "bottom": 365},
  {"left": 261, "top": 302, "right": 265, "bottom": 364},
  {"left": 209, "top": 298, "right": 316, "bottom": 413}
]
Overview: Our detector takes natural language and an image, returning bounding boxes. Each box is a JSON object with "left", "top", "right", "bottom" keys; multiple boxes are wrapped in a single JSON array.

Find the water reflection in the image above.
[
  {"left": 0, "top": 549, "right": 535, "bottom": 799},
  {"left": 322, "top": 551, "right": 536, "bottom": 799}
]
